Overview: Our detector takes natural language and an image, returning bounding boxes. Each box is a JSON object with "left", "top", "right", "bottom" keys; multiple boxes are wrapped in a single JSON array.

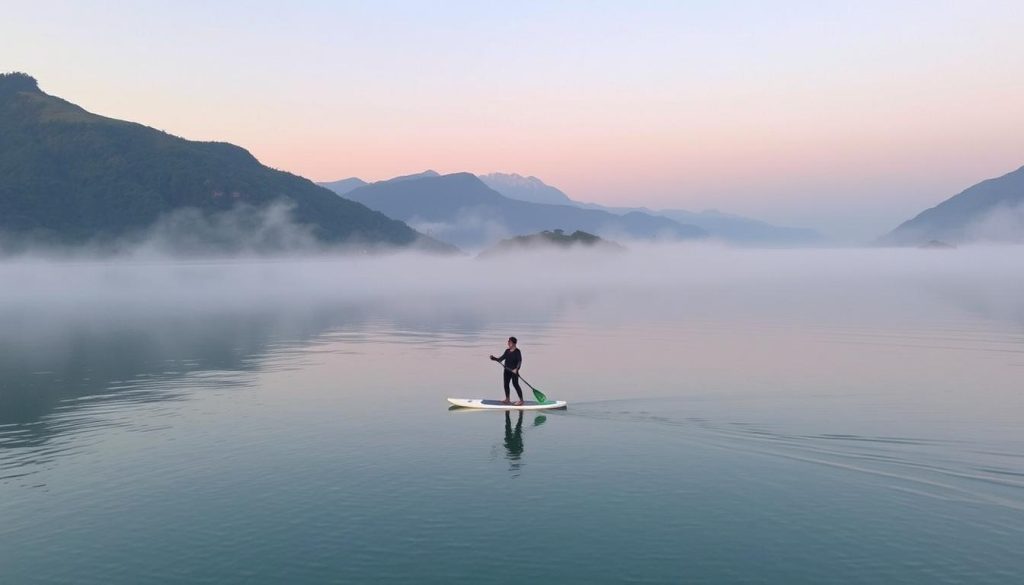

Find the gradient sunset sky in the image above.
[{"left": 4, "top": 1, "right": 1023, "bottom": 240}]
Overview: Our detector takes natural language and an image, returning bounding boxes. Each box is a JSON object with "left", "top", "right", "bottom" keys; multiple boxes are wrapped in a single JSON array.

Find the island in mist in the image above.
[{"left": 477, "top": 229, "right": 625, "bottom": 258}]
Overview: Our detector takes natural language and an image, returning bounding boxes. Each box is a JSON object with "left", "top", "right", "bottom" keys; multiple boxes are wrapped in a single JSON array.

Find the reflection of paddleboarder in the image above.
[
  {"left": 489, "top": 336, "right": 523, "bottom": 405},
  {"left": 504, "top": 410, "right": 523, "bottom": 460}
]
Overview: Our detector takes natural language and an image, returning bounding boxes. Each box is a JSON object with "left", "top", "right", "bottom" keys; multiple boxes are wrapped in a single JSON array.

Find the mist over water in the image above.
[{"left": 1, "top": 245, "right": 1023, "bottom": 583}]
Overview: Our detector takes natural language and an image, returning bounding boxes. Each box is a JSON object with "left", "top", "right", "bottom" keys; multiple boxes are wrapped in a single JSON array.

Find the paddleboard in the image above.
[{"left": 447, "top": 398, "right": 567, "bottom": 411}]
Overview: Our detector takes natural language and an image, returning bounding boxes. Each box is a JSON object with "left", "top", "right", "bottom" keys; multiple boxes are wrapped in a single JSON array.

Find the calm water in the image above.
[{"left": 1, "top": 248, "right": 1023, "bottom": 584}]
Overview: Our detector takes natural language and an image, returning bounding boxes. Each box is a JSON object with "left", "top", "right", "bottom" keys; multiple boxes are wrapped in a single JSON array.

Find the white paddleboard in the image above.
[{"left": 447, "top": 398, "right": 567, "bottom": 411}]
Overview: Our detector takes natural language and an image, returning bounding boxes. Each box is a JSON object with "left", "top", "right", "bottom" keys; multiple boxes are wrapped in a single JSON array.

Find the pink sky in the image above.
[{"left": 4, "top": 1, "right": 1024, "bottom": 240}]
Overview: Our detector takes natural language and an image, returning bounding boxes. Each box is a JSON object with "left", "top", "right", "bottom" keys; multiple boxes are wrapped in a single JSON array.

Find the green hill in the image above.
[{"left": 0, "top": 72, "right": 452, "bottom": 252}]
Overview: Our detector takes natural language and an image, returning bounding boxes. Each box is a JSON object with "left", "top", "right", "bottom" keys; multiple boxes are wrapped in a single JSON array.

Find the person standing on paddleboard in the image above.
[{"left": 490, "top": 337, "right": 523, "bottom": 406}]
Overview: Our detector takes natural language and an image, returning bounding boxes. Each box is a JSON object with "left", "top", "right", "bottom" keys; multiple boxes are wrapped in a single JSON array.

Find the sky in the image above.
[{"left": 3, "top": 0, "right": 1024, "bottom": 241}]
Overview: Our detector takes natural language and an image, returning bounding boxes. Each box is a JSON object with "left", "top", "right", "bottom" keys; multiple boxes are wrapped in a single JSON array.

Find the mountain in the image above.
[
  {"left": 653, "top": 209, "right": 823, "bottom": 245},
  {"left": 582, "top": 203, "right": 822, "bottom": 245},
  {"left": 882, "top": 165, "right": 1024, "bottom": 245},
  {"left": 0, "top": 72, "right": 451, "bottom": 252},
  {"left": 479, "top": 229, "right": 624, "bottom": 258},
  {"left": 319, "top": 177, "right": 367, "bottom": 195},
  {"left": 387, "top": 170, "right": 440, "bottom": 183},
  {"left": 480, "top": 172, "right": 823, "bottom": 245},
  {"left": 340, "top": 172, "right": 707, "bottom": 248},
  {"left": 319, "top": 170, "right": 441, "bottom": 196},
  {"left": 479, "top": 173, "right": 574, "bottom": 205}
]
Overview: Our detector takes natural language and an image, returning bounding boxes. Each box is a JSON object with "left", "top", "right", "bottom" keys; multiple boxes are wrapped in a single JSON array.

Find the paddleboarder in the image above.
[{"left": 490, "top": 336, "right": 523, "bottom": 406}]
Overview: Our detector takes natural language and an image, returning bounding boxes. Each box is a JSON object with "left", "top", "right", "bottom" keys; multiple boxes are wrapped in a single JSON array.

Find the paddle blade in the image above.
[{"left": 532, "top": 388, "right": 548, "bottom": 403}]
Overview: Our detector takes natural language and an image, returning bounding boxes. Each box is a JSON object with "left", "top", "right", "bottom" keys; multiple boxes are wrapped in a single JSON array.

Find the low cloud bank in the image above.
[
  {"left": 1, "top": 244, "right": 1021, "bottom": 328},
  {"left": 0, "top": 201, "right": 439, "bottom": 259},
  {"left": 2, "top": 243, "right": 1021, "bottom": 428},
  {"left": 965, "top": 203, "right": 1024, "bottom": 244}
]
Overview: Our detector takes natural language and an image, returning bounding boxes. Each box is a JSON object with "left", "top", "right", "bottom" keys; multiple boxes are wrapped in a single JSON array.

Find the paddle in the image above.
[{"left": 493, "top": 361, "right": 548, "bottom": 403}]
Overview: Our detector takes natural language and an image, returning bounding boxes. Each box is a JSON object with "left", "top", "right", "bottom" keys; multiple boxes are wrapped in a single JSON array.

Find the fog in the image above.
[
  {"left": 966, "top": 203, "right": 1024, "bottom": 244},
  {"left": 1, "top": 243, "right": 1022, "bottom": 326},
  {"left": 407, "top": 210, "right": 512, "bottom": 251},
  {"left": 0, "top": 202, "right": 413, "bottom": 258},
  {"left": 2, "top": 243, "right": 1022, "bottom": 440}
]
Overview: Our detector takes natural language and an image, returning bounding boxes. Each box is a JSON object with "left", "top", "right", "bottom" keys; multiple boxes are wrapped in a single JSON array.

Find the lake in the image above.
[{"left": 1, "top": 246, "right": 1022, "bottom": 584}]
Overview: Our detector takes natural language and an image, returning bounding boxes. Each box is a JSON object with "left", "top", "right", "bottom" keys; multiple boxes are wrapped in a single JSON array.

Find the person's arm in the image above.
[
  {"left": 514, "top": 351, "right": 522, "bottom": 373},
  {"left": 491, "top": 349, "right": 509, "bottom": 363}
]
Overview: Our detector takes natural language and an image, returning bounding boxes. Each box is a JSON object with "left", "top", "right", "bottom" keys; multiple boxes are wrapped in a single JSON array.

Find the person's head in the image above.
[{"left": 507, "top": 336, "right": 517, "bottom": 349}]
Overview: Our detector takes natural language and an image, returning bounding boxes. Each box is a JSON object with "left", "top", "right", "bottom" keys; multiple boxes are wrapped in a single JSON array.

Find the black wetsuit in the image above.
[{"left": 494, "top": 348, "right": 523, "bottom": 401}]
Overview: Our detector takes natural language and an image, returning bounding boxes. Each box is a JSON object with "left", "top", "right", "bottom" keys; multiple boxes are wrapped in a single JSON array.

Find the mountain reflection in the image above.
[{"left": 0, "top": 292, "right": 570, "bottom": 458}]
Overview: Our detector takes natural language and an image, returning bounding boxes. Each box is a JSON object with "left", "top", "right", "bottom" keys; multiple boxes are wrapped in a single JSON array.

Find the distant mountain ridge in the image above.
[
  {"left": 387, "top": 170, "right": 440, "bottom": 183},
  {"left": 484, "top": 174, "right": 823, "bottom": 245},
  {"left": 318, "top": 177, "right": 367, "bottom": 195},
  {"left": 0, "top": 72, "right": 451, "bottom": 253},
  {"left": 321, "top": 171, "right": 821, "bottom": 245},
  {"left": 334, "top": 172, "right": 706, "bottom": 249},
  {"left": 479, "top": 173, "right": 575, "bottom": 205},
  {"left": 882, "top": 165, "right": 1024, "bottom": 245},
  {"left": 318, "top": 171, "right": 441, "bottom": 195},
  {"left": 651, "top": 208, "right": 822, "bottom": 245}
]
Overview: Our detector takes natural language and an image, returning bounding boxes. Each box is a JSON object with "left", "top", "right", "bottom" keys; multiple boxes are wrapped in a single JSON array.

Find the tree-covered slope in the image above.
[{"left": 0, "top": 73, "right": 448, "bottom": 251}]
